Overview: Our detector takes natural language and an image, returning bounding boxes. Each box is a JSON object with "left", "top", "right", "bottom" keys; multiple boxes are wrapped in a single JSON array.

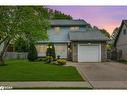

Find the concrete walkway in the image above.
[{"left": 0, "top": 81, "right": 92, "bottom": 89}]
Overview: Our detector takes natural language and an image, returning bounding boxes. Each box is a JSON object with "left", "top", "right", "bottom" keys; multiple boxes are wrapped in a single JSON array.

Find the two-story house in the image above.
[
  {"left": 36, "top": 20, "right": 108, "bottom": 62},
  {"left": 114, "top": 20, "right": 127, "bottom": 60}
]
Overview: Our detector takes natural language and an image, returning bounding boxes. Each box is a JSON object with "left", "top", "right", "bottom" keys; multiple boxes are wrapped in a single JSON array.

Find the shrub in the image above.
[
  {"left": 27, "top": 43, "right": 38, "bottom": 61},
  {"left": 57, "top": 59, "right": 66, "bottom": 65},
  {"left": 46, "top": 43, "right": 56, "bottom": 60},
  {"left": 42, "top": 56, "right": 53, "bottom": 63}
]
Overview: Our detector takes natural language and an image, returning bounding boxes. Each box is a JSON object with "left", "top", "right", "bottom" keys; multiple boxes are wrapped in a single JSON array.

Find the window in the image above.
[
  {"left": 54, "top": 27, "right": 60, "bottom": 32},
  {"left": 70, "top": 26, "right": 79, "bottom": 31},
  {"left": 123, "top": 29, "right": 126, "bottom": 35},
  {"left": 35, "top": 45, "right": 47, "bottom": 56}
]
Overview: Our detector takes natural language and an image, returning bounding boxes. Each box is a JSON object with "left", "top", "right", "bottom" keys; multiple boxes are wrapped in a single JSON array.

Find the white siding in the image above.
[{"left": 116, "top": 24, "right": 127, "bottom": 60}]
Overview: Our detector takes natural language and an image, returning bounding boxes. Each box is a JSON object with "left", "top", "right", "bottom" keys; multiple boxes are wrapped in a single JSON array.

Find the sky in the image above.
[{"left": 47, "top": 6, "right": 127, "bottom": 35}]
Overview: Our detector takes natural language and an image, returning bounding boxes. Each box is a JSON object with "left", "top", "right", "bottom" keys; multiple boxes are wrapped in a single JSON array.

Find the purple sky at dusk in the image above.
[{"left": 47, "top": 6, "right": 127, "bottom": 35}]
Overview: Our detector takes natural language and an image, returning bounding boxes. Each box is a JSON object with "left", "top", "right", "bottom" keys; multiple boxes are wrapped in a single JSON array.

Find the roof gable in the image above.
[{"left": 114, "top": 20, "right": 127, "bottom": 46}]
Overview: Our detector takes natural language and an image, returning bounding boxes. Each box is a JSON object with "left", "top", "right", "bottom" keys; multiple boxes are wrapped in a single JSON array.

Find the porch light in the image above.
[{"left": 47, "top": 46, "right": 52, "bottom": 49}]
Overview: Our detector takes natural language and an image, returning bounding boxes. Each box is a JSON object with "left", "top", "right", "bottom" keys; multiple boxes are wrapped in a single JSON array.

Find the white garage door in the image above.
[{"left": 78, "top": 44, "right": 101, "bottom": 62}]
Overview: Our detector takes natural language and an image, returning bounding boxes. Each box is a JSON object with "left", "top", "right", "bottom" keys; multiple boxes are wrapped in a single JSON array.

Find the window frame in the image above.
[
  {"left": 123, "top": 29, "right": 126, "bottom": 35},
  {"left": 54, "top": 27, "right": 61, "bottom": 32},
  {"left": 70, "top": 26, "right": 79, "bottom": 31}
]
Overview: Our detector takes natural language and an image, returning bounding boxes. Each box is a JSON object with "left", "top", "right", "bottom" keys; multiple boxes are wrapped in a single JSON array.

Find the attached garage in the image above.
[
  {"left": 78, "top": 44, "right": 101, "bottom": 62},
  {"left": 69, "top": 31, "right": 108, "bottom": 62}
]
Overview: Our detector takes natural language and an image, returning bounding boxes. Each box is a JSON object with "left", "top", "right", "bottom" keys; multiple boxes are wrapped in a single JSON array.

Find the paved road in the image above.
[{"left": 76, "top": 62, "right": 127, "bottom": 89}]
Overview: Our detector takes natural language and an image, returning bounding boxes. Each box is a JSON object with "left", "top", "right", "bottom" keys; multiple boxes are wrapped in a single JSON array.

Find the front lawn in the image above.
[{"left": 0, "top": 60, "right": 83, "bottom": 81}]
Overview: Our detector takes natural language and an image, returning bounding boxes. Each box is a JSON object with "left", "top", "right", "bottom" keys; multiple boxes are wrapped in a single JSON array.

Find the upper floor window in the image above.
[
  {"left": 70, "top": 26, "right": 79, "bottom": 31},
  {"left": 54, "top": 27, "right": 60, "bottom": 32},
  {"left": 123, "top": 29, "right": 126, "bottom": 35}
]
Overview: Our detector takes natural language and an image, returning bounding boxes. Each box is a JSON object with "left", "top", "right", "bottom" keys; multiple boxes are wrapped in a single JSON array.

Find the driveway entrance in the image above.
[{"left": 77, "top": 62, "right": 127, "bottom": 89}]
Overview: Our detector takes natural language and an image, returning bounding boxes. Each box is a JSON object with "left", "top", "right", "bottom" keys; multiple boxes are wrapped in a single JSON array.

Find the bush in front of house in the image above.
[
  {"left": 42, "top": 56, "right": 53, "bottom": 63},
  {"left": 46, "top": 43, "right": 56, "bottom": 61},
  {"left": 27, "top": 43, "right": 38, "bottom": 61},
  {"left": 57, "top": 59, "right": 66, "bottom": 65}
]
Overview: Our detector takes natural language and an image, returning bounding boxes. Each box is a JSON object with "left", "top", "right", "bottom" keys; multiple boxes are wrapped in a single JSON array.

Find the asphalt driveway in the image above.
[{"left": 77, "top": 62, "right": 127, "bottom": 89}]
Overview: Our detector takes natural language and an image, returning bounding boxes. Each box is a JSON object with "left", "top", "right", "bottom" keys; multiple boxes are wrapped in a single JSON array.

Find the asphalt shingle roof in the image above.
[
  {"left": 69, "top": 29, "right": 108, "bottom": 41},
  {"left": 49, "top": 20, "right": 87, "bottom": 26}
]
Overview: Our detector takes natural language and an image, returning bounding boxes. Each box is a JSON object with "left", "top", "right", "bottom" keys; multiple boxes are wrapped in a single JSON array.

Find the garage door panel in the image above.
[{"left": 78, "top": 44, "right": 101, "bottom": 62}]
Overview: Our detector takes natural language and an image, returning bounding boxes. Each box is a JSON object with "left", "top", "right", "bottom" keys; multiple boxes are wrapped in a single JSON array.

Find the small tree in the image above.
[
  {"left": 51, "top": 44, "right": 56, "bottom": 60},
  {"left": 27, "top": 43, "right": 38, "bottom": 61},
  {"left": 46, "top": 43, "right": 56, "bottom": 60},
  {"left": 0, "top": 6, "right": 49, "bottom": 65}
]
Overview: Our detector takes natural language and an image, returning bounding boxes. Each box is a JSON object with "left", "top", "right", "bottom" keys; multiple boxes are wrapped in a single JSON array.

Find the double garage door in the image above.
[{"left": 78, "top": 44, "right": 101, "bottom": 62}]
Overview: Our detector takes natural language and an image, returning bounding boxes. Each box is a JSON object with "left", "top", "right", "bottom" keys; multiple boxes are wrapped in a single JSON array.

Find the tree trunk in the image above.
[
  {"left": 0, "top": 36, "right": 8, "bottom": 45},
  {"left": 0, "top": 55, "right": 4, "bottom": 65},
  {"left": 0, "top": 38, "right": 10, "bottom": 66}
]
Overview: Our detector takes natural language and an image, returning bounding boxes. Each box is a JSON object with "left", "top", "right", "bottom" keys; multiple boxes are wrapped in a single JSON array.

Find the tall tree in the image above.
[
  {"left": 46, "top": 8, "right": 72, "bottom": 19},
  {"left": 14, "top": 37, "right": 28, "bottom": 52},
  {"left": 0, "top": 6, "right": 49, "bottom": 65},
  {"left": 111, "top": 27, "right": 119, "bottom": 40},
  {"left": 99, "top": 29, "right": 110, "bottom": 38}
]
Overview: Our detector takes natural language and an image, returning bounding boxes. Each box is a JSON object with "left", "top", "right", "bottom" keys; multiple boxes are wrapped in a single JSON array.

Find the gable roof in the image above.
[
  {"left": 114, "top": 20, "right": 127, "bottom": 46},
  {"left": 49, "top": 19, "right": 87, "bottom": 26},
  {"left": 69, "top": 29, "right": 108, "bottom": 41}
]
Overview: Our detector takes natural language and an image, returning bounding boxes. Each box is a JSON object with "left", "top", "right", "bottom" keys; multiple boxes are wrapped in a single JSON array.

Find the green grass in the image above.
[
  {"left": 0, "top": 60, "right": 83, "bottom": 81},
  {"left": 118, "top": 60, "right": 127, "bottom": 64}
]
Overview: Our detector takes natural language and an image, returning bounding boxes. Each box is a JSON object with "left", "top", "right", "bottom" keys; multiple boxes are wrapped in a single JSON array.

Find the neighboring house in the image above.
[
  {"left": 114, "top": 20, "right": 127, "bottom": 60},
  {"left": 36, "top": 20, "right": 108, "bottom": 62}
]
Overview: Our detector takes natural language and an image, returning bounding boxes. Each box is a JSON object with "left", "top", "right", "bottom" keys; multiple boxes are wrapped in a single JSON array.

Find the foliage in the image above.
[
  {"left": 42, "top": 56, "right": 53, "bottom": 63},
  {"left": 14, "top": 37, "right": 28, "bottom": 52},
  {"left": 0, "top": 6, "right": 49, "bottom": 65},
  {"left": 47, "top": 8, "right": 72, "bottom": 19},
  {"left": 27, "top": 43, "right": 38, "bottom": 61},
  {"left": 111, "top": 27, "right": 119, "bottom": 40},
  {"left": 46, "top": 43, "right": 56, "bottom": 60},
  {"left": 0, "top": 6, "right": 49, "bottom": 43},
  {"left": 57, "top": 59, "right": 66, "bottom": 65},
  {"left": 99, "top": 29, "right": 110, "bottom": 38}
]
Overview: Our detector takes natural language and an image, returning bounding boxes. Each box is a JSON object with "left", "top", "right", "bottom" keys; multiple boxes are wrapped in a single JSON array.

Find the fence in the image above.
[
  {"left": 107, "top": 49, "right": 122, "bottom": 61},
  {"left": 5, "top": 52, "right": 28, "bottom": 59}
]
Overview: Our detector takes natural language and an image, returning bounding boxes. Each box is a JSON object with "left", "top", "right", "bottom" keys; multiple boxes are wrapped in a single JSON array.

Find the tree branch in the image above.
[{"left": 0, "top": 36, "right": 8, "bottom": 45}]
